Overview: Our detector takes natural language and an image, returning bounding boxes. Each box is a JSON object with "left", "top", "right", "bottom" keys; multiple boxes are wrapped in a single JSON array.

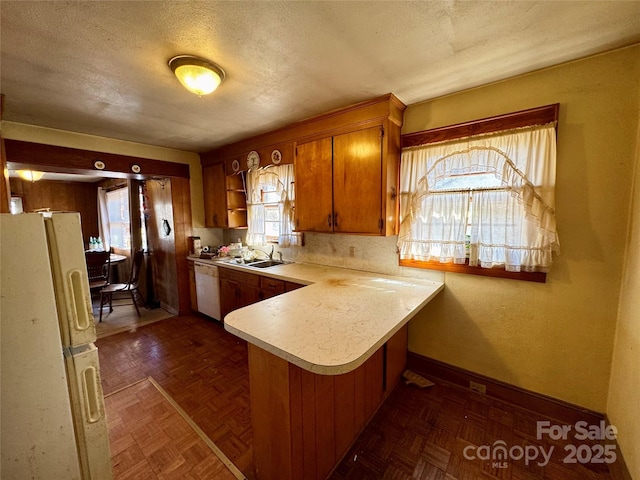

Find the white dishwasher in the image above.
[{"left": 194, "top": 262, "right": 222, "bottom": 321}]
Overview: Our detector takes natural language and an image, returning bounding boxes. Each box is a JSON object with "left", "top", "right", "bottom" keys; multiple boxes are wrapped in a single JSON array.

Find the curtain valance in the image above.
[{"left": 398, "top": 123, "right": 559, "bottom": 272}]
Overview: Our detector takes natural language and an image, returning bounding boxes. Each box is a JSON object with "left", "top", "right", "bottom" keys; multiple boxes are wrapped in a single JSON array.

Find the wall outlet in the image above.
[
  {"left": 349, "top": 246, "right": 355, "bottom": 257},
  {"left": 469, "top": 381, "right": 487, "bottom": 394}
]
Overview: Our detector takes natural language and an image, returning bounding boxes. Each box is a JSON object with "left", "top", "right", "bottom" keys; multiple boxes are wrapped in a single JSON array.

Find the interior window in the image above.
[
  {"left": 258, "top": 187, "right": 282, "bottom": 243},
  {"left": 245, "top": 164, "right": 302, "bottom": 247},
  {"left": 398, "top": 107, "right": 560, "bottom": 282},
  {"left": 106, "top": 187, "right": 131, "bottom": 249}
]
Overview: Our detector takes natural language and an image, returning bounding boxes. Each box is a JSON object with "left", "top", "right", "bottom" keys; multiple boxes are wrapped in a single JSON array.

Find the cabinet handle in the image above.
[
  {"left": 327, "top": 214, "right": 332, "bottom": 227},
  {"left": 334, "top": 213, "right": 338, "bottom": 228}
]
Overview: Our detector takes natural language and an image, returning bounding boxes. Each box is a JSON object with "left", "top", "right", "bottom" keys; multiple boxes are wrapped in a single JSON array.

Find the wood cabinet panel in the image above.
[
  {"left": 219, "top": 278, "right": 239, "bottom": 319},
  {"left": 203, "top": 164, "right": 248, "bottom": 229},
  {"left": 333, "top": 373, "right": 356, "bottom": 465},
  {"left": 364, "top": 348, "right": 384, "bottom": 420},
  {"left": 385, "top": 324, "right": 408, "bottom": 393},
  {"left": 333, "top": 126, "right": 383, "bottom": 234},
  {"left": 300, "top": 369, "right": 317, "bottom": 478},
  {"left": 202, "top": 95, "right": 405, "bottom": 237},
  {"left": 249, "top": 342, "right": 292, "bottom": 480},
  {"left": 202, "top": 94, "right": 404, "bottom": 166},
  {"left": 239, "top": 283, "right": 261, "bottom": 308},
  {"left": 219, "top": 268, "right": 262, "bottom": 318},
  {"left": 219, "top": 267, "right": 260, "bottom": 286},
  {"left": 294, "top": 137, "right": 333, "bottom": 232},
  {"left": 248, "top": 336, "right": 396, "bottom": 480},
  {"left": 295, "top": 126, "right": 387, "bottom": 235},
  {"left": 314, "top": 373, "right": 336, "bottom": 479},
  {"left": 203, "top": 163, "right": 227, "bottom": 228},
  {"left": 255, "top": 142, "right": 294, "bottom": 169},
  {"left": 226, "top": 173, "right": 247, "bottom": 228},
  {"left": 259, "top": 276, "right": 285, "bottom": 299}
]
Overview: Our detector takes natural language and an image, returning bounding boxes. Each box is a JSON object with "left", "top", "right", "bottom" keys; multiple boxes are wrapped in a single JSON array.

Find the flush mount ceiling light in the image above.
[
  {"left": 16, "top": 170, "right": 44, "bottom": 182},
  {"left": 168, "top": 55, "right": 226, "bottom": 96}
]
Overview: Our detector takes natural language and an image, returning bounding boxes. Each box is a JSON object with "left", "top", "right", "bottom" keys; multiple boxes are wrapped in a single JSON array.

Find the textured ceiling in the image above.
[{"left": 1, "top": 1, "right": 639, "bottom": 153}]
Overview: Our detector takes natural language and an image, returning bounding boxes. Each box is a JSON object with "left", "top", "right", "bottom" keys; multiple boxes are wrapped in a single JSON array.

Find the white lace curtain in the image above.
[
  {"left": 246, "top": 164, "right": 302, "bottom": 247},
  {"left": 398, "top": 124, "right": 559, "bottom": 272},
  {"left": 97, "top": 186, "right": 111, "bottom": 250}
]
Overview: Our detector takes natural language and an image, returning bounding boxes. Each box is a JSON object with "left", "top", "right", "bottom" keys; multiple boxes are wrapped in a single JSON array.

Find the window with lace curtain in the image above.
[
  {"left": 106, "top": 187, "right": 130, "bottom": 249},
  {"left": 246, "top": 164, "right": 303, "bottom": 247},
  {"left": 398, "top": 105, "right": 559, "bottom": 282}
]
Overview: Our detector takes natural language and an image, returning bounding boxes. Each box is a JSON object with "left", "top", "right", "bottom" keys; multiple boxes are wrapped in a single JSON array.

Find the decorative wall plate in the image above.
[
  {"left": 271, "top": 149, "right": 282, "bottom": 164},
  {"left": 247, "top": 150, "right": 260, "bottom": 171},
  {"left": 231, "top": 159, "right": 240, "bottom": 173},
  {"left": 131, "top": 164, "right": 141, "bottom": 174},
  {"left": 94, "top": 160, "right": 105, "bottom": 170}
]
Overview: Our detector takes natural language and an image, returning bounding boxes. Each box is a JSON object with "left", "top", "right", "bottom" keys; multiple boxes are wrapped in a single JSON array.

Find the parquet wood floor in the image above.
[
  {"left": 97, "top": 315, "right": 617, "bottom": 480},
  {"left": 105, "top": 377, "right": 239, "bottom": 479},
  {"left": 97, "top": 315, "right": 253, "bottom": 477}
]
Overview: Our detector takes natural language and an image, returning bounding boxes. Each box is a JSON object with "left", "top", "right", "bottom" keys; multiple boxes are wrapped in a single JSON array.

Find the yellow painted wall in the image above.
[
  {"left": 403, "top": 45, "right": 640, "bottom": 412},
  {"left": 0, "top": 122, "right": 206, "bottom": 227},
  {"left": 607, "top": 100, "right": 640, "bottom": 477}
]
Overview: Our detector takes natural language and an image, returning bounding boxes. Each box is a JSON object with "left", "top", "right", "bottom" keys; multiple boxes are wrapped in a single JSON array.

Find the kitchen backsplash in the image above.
[{"left": 198, "top": 228, "right": 442, "bottom": 282}]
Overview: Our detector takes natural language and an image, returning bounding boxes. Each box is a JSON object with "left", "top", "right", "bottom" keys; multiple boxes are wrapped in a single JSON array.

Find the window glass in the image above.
[
  {"left": 398, "top": 124, "right": 558, "bottom": 274},
  {"left": 106, "top": 188, "right": 130, "bottom": 249},
  {"left": 246, "top": 164, "right": 302, "bottom": 247}
]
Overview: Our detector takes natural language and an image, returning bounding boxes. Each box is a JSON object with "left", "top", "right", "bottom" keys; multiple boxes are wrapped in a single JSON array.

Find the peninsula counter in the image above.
[{"left": 222, "top": 262, "right": 443, "bottom": 480}]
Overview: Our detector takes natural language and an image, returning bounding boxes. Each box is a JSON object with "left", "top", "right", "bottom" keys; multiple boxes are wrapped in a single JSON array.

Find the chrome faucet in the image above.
[{"left": 252, "top": 245, "right": 274, "bottom": 260}]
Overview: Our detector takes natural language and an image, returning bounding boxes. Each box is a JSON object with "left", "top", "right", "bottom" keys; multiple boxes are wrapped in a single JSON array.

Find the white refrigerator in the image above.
[{"left": 1, "top": 212, "right": 112, "bottom": 480}]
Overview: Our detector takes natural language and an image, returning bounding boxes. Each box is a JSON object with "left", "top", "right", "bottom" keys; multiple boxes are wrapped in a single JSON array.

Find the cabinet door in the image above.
[
  {"left": 203, "top": 163, "right": 228, "bottom": 228},
  {"left": 239, "top": 284, "right": 261, "bottom": 308},
  {"left": 294, "top": 137, "right": 333, "bottom": 232},
  {"left": 219, "top": 278, "right": 238, "bottom": 319},
  {"left": 260, "top": 276, "right": 285, "bottom": 300},
  {"left": 220, "top": 269, "right": 261, "bottom": 317},
  {"left": 333, "top": 127, "right": 383, "bottom": 234}
]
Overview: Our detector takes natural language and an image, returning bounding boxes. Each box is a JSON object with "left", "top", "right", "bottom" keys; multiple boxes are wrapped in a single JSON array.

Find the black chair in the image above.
[
  {"left": 98, "top": 250, "right": 144, "bottom": 322},
  {"left": 85, "top": 250, "right": 111, "bottom": 294}
]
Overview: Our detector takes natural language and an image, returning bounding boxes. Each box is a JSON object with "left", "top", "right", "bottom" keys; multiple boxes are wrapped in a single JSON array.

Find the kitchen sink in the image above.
[{"left": 250, "top": 260, "right": 286, "bottom": 268}]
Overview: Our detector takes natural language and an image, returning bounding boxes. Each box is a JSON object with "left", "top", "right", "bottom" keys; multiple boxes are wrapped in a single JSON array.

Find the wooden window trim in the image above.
[
  {"left": 399, "top": 259, "right": 546, "bottom": 283},
  {"left": 401, "top": 104, "right": 559, "bottom": 148},
  {"left": 399, "top": 104, "right": 559, "bottom": 283}
]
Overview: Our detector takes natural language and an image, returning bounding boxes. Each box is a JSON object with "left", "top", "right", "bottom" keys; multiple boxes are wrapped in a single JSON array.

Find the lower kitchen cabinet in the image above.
[
  {"left": 219, "top": 267, "right": 306, "bottom": 319},
  {"left": 259, "top": 276, "right": 285, "bottom": 299},
  {"left": 219, "top": 268, "right": 261, "bottom": 318}
]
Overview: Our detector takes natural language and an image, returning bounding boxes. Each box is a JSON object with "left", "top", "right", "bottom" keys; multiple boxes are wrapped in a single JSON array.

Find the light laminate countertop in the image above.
[{"left": 189, "top": 256, "right": 444, "bottom": 375}]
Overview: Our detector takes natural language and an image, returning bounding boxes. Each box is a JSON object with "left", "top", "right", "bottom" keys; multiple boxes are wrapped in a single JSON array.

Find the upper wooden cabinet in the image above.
[
  {"left": 294, "top": 137, "right": 333, "bottom": 232},
  {"left": 226, "top": 172, "right": 247, "bottom": 229},
  {"left": 203, "top": 163, "right": 228, "bottom": 228},
  {"left": 296, "top": 126, "right": 385, "bottom": 234},
  {"left": 201, "top": 94, "right": 405, "bottom": 235},
  {"left": 202, "top": 162, "right": 248, "bottom": 229}
]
